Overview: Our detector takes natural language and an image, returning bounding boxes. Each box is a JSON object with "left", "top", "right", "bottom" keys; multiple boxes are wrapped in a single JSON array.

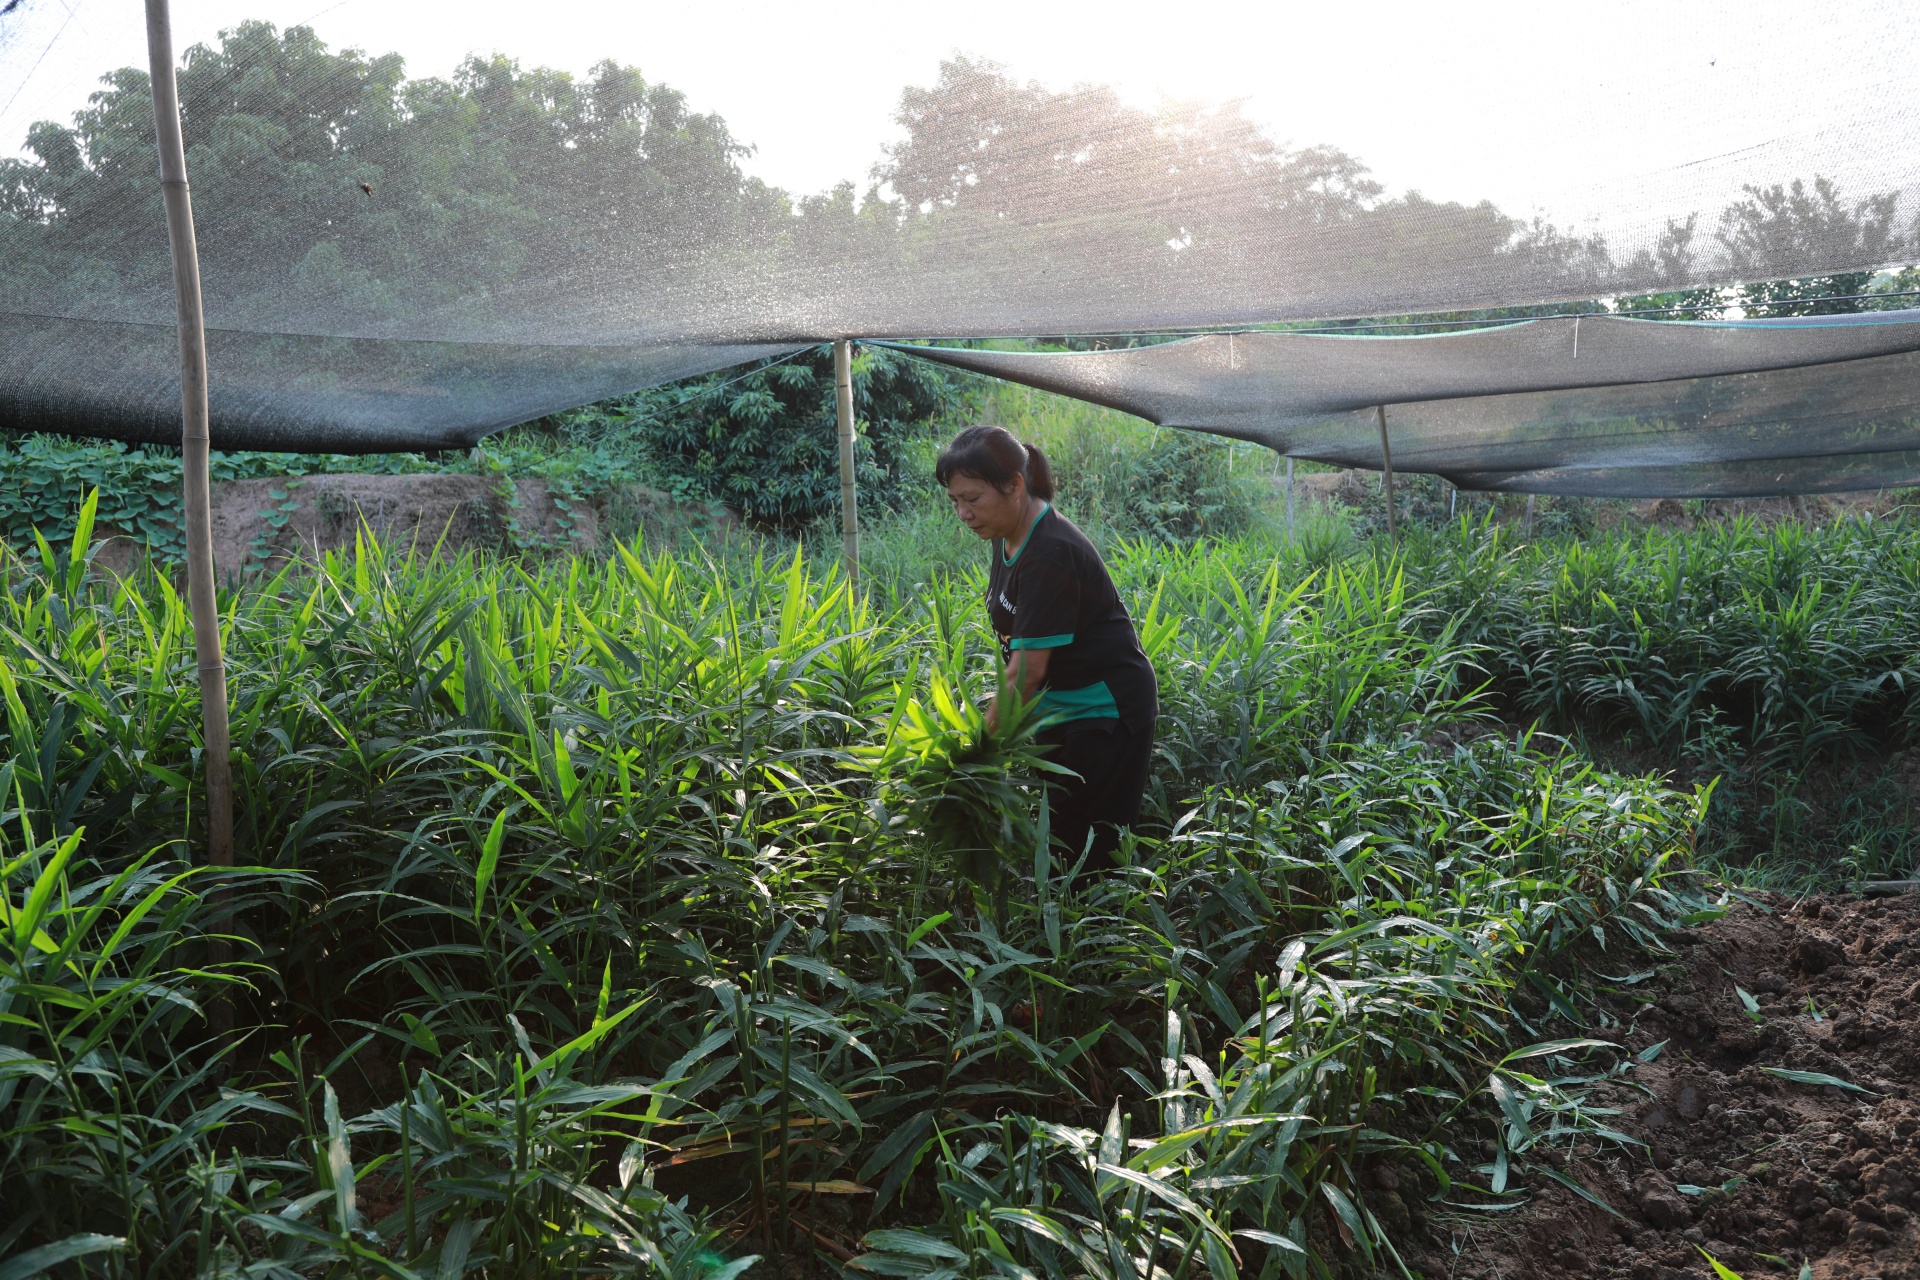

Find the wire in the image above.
[
  {"left": 0, "top": 0, "right": 84, "bottom": 123},
  {"left": 889, "top": 288, "right": 1920, "bottom": 344},
  {"left": 536, "top": 344, "right": 817, "bottom": 438},
  {"left": 1293, "top": 289, "right": 1920, "bottom": 333},
  {"left": 667, "top": 345, "right": 817, "bottom": 402}
]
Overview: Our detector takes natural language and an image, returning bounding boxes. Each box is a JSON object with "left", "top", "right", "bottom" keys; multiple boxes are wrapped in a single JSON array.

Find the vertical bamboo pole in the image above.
[
  {"left": 833, "top": 339, "right": 859, "bottom": 587},
  {"left": 1285, "top": 456, "right": 1295, "bottom": 540},
  {"left": 148, "top": 0, "right": 234, "bottom": 996},
  {"left": 1375, "top": 405, "right": 1398, "bottom": 543}
]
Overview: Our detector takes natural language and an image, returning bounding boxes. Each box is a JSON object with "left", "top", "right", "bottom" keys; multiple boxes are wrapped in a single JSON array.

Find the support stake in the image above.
[
  {"left": 1285, "top": 456, "right": 1295, "bottom": 540},
  {"left": 833, "top": 339, "right": 859, "bottom": 587},
  {"left": 148, "top": 0, "right": 234, "bottom": 1027},
  {"left": 1375, "top": 405, "right": 1398, "bottom": 543}
]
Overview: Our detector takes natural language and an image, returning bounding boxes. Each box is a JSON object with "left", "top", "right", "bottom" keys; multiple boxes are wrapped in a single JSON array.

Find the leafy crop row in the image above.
[
  {"left": 1395, "top": 515, "right": 1920, "bottom": 875},
  {"left": 1, "top": 514, "right": 1708, "bottom": 1278},
  {"left": 1406, "top": 516, "right": 1920, "bottom": 764}
]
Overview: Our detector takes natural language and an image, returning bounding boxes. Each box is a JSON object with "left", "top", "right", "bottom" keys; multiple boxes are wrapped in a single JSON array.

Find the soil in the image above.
[
  {"left": 1423, "top": 890, "right": 1920, "bottom": 1280},
  {"left": 88, "top": 473, "right": 733, "bottom": 578},
  {"left": 213, "top": 474, "right": 608, "bottom": 575}
]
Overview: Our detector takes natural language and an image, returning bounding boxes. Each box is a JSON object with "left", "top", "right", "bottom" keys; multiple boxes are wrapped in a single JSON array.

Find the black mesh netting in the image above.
[
  {"left": 2, "top": 2, "right": 1919, "bottom": 491},
  {"left": 886, "top": 313, "right": 1920, "bottom": 497}
]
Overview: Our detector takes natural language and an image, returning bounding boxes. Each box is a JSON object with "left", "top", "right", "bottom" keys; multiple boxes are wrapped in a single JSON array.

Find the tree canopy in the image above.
[
  {"left": 0, "top": 23, "right": 1913, "bottom": 455},
  {"left": 631, "top": 344, "right": 966, "bottom": 527},
  {"left": 7, "top": 24, "right": 1911, "bottom": 340},
  {"left": 0, "top": 21, "right": 787, "bottom": 336}
]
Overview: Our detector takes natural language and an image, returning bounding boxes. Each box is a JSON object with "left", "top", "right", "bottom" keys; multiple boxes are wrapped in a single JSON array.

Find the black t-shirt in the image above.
[{"left": 987, "top": 504, "right": 1157, "bottom": 730}]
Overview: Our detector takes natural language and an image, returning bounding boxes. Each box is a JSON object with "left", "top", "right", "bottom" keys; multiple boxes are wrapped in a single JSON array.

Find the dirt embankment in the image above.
[
  {"left": 1436, "top": 892, "right": 1920, "bottom": 1280},
  {"left": 209, "top": 474, "right": 593, "bottom": 576},
  {"left": 90, "top": 473, "right": 729, "bottom": 578}
]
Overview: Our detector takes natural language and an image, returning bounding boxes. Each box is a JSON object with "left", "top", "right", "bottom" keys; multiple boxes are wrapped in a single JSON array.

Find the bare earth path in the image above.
[{"left": 1431, "top": 892, "right": 1920, "bottom": 1280}]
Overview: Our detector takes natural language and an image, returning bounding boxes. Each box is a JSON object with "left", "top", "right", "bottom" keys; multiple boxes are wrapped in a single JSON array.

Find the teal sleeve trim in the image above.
[
  {"left": 1035, "top": 680, "right": 1120, "bottom": 725},
  {"left": 1010, "top": 633, "right": 1073, "bottom": 650}
]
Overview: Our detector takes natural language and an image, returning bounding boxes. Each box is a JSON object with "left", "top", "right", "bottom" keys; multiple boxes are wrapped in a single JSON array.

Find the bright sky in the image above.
[{"left": 4, "top": 0, "right": 1918, "bottom": 233}]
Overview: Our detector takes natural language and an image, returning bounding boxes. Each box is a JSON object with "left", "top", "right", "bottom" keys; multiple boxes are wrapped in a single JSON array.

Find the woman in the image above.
[{"left": 936, "top": 425, "right": 1158, "bottom": 872}]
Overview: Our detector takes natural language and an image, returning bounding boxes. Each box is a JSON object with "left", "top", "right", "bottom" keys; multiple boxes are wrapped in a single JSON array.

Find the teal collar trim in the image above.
[{"left": 1000, "top": 502, "right": 1051, "bottom": 568}]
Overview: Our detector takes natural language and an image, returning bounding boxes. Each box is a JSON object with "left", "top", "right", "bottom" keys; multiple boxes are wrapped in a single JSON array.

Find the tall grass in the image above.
[
  {"left": 0, "top": 507, "right": 1710, "bottom": 1278},
  {"left": 948, "top": 379, "right": 1282, "bottom": 547}
]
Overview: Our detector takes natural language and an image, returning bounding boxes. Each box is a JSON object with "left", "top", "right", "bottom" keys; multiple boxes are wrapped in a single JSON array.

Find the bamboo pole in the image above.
[
  {"left": 833, "top": 339, "right": 859, "bottom": 587},
  {"left": 1285, "top": 456, "right": 1295, "bottom": 540},
  {"left": 147, "top": 0, "right": 234, "bottom": 1009},
  {"left": 1375, "top": 405, "right": 1397, "bottom": 543}
]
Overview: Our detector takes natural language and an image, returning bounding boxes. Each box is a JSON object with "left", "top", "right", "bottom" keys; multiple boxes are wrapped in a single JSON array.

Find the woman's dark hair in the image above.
[{"left": 934, "top": 425, "right": 1055, "bottom": 501}]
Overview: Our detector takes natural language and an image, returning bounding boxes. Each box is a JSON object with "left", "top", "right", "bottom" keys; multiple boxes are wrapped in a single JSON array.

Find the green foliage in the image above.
[
  {"left": 631, "top": 345, "right": 968, "bottom": 527},
  {"left": 1102, "top": 430, "right": 1258, "bottom": 542},
  {"left": 0, "top": 21, "right": 783, "bottom": 322},
  {"left": 971, "top": 377, "right": 1273, "bottom": 545},
  {"left": 0, "top": 513, "right": 1708, "bottom": 1277},
  {"left": 858, "top": 661, "right": 1061, "bottom": 911},
  {"left": 0, "top": 434, "right": 446, "bottom": 560},
  {"left": 0, "top": 832, "right": 734, "bottom": 1278},
  {"left": 0, "top": 437, "right": 196, "bottom": 559},
  {"left": 1739, "top": 271, "right": 1880, "bottom": 317},
  {"left": 1396, "top": 514, "right": 1920, "bottom": 878},
  {"left": 1870, "top": 264, "right": 1920, "bottom": 306},
  {"left": 1402, "top": 516, "right": 1920, "bottom": 765}
]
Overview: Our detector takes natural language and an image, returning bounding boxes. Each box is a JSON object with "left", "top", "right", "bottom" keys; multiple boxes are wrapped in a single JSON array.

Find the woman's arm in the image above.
[{"left": 986, "top": 647, "right": 1050, "bottom": 732}]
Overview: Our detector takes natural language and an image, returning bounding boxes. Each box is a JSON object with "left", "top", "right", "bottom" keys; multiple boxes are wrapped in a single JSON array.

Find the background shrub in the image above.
[
  {"left": 628, "top": 343, "right": 969, "bottom": 527},
  {"left": 960, "top": 375, "right": 1275, "bottom": 543}
]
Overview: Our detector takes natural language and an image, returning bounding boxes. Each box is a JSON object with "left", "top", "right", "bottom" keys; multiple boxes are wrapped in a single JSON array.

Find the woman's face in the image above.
[{"left": 945, "top": 471, "right": 1029, "bottom": 542}]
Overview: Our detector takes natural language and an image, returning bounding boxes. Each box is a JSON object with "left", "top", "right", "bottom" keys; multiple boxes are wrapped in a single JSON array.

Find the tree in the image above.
[
  {"left": 869, "top": 57, "right": 1656, "bottom": 323},
  {"left": 0, "top": 21, "right": 787, "bottom": 336},
  {"left": 1716, "top": 177, "right": 1909, "bottom": 316},
  {"left": 630, "top": 344, "right": 967, "bottom": 528},
  {"left": 1865, "top": 265, "right": 1920, "bottom": 310}
]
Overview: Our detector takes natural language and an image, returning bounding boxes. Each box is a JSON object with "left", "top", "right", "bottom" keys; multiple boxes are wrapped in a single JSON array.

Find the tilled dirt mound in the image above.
[
  {"left": 89, "top": 474, "right": 734, "bottom": 578},
  {"left": 1431, "top": 891, "right": 1920, "bottom": 1280},
  {"left": 208, "top": 475, "right": 596, "bottom": 574}
]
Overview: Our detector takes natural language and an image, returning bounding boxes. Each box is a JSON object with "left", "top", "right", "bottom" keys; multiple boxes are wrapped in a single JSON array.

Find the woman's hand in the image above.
[{"left": 986, "top": 648, "right": 1050, "bottom": 732}]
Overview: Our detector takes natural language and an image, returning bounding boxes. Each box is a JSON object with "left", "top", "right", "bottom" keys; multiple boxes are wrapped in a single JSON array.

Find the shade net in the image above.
[
  {"left": 1, "top": 1, "right": 1918, "bottom": 480},
  {"left": 886, "top": 312, "right": 1920, "bottom": 497}
]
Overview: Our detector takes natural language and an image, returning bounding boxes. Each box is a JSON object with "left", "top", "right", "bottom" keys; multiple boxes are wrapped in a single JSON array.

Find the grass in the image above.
[
  {"left": 0, "top": 500, "right": 1717, "bottom": 1279},
  {"left": 970, "top": 380, "right": 1280, "bottom": 547}
]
